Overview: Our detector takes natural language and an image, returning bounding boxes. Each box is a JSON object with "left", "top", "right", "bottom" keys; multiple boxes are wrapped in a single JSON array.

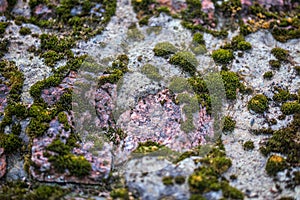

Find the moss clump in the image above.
[
  {"left": 162, "top": 176, "right": 174, "bottom": 186},
  {"left": 174, "top": 176, "right": 186, "bottom": 185},
  {"left": 237, "top": 41, "right": 252, "bottom": 51},
  {"left": 271, "top": 47, "right": 289, "bottom": 61},
  {"left": 0, "top": 134, "right": 22, "bottom": 154},
  {"left": 40, "top": 34, "right": 74, "bottom": 54},
  {"left": 248, "top": 94, "right": 268, "bottom": 114},
  {"left": 193, "top": 32, "right": 205, "bottom": 45},
  {"left": 223, "top": 116, "right": 236, "bottom": 132},
  {"left": 260, "top": 114, "right": 300, "bottom": 165},
  {"left": 0, "top": 22, "right": 9, "bottom": 35},
  {"left": 220, "top": 70, "right": 244, "bottom": 100},
  {"left": 41, "top": 50, "right": 64, "bottom": 67},
  {"left": 281, "top": 101, "right": 300, "bottom": 115},
  {"left": 269, "top": 60, "right": 281, "bottom": 69},
  {"left": 110, "top": 188, "right": 130, "bottom": 200},
  {"left": 0, "top": 183, "right": 67, "bottom": 200},
  {"left": 133, "top": 141, "right": 163, "bottom": 154},
  {"left": 46, "top": 139, "right": 91, "bottom": 177},
  {"left": 243, "top": 140, "right": 255, "bottom": 150},
  {"left": 169, "top": 51, "right": 198, "bottom": 75},
  {"left": 273, "top": 88, "right": 293, "bottom": 103},
  {"left": 265, "top": 155, "right": 287, "bottom": 176},
  {"left": 132, "top": 0, "right": 155, "bottom": 15},
  {"left": 0, "top": 39, "right": 10, "bottom": 58},
  {"left": 153, "top": 42, "right": 177, "bottom": 57},
  {"left": 141, "top": 64, "right": 162, "bottom": 81},
  {"left": 263, "top": 71, "right": 273, "bottom": 79},
  {"left": 212, "top": 49, "right": 234, "bottom": 65},
  {"left": 19, "top": 27, "right": 31, "bottom": 35}
]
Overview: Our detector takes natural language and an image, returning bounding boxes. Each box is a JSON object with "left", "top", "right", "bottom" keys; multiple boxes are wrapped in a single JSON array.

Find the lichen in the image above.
[{"left": 141, "top": 64, "right": 162, "bottom": 81}]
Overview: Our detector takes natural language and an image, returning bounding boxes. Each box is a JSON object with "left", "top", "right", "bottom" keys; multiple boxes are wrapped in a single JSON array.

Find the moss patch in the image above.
[
  {"left": 248, "top": 94, "right": 268, "bottom": 114},
  {"left": 271, "top": 47, "right": 289, "bottom": 62},
  {"left": 243, "top": 140, "right": 255, "bottom": 151},
  {"left": 265, "top": 155, "right": 287, "bottom": 176},
  {"left": 169, "top": 51, "right": 198, "bottom": 76},
  {"left": 212, "top": 49, "right": 234, "bottom": 65},
  {"left": 222, "top": 116, "right": 236, "bottom": 132},
  {"left": 153, "top": 42, "right": 177, "bottom": 57}
]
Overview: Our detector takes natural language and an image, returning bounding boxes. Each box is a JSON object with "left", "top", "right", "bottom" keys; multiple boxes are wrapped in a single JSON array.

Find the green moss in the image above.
[
  {"left": 248, "top": 94, "right": 268, "bottom": 114},
  {"left": 281, "top": 101, "right": 300, "bottom": 115},
  {"left": 19, "top": 27, "right": 32, "bottom": 35},
  {"left": 174, "top": 176, "right": 186, "bottom": 185},
  {"left": 106, "top": 127, "right": 127, "bottom": 146},
  {"left": 0, "top": 39, "right": 10, "bottom": 58},
  {"left": 260, "top": 114, "right": 300, "bottom": 164},
  {"left": 169, "top": 51, "right": 198, "bottom": 75},
  {"left": 189, "top": 167, "right": 221, "bottom": 193},
  {"left": 193, "top": 32, "right": 205, "bottom": 45},
  {"left": 0, "top": 134, "right": 22, "bottom": 154},
  {"left": 110, "top": 188, "right": 129, "bottom": 200},
  {"left": 190, "top": 194, "right": 206, "bottom": 200},
  {"left": 0, "top": 22, "right": 9, "bottom": 35},
  {"left": 41, "top": 50, "right": 64, "bottom": 67},
  {"left": 153, "top": 42, "right": 177, "bottom": 57},
  {"left": 141, "top": 64, "right": 162, "bottom": 81},
  {"left": 139, "top": 15, "right": 150, "bottom": 26},
  {"left": 26, "top": 118, "right": 49, "bottom": 137},
  {"left": 40, "top": 34, "right": 74, "bottom": 54},
  {"left": 111, "top": 54, "right": 129, "bottom": 72},
  {"left": 27, "top": 185, "right": 67, "bottom": 200},
  {"left": 273, "top": 88, "right": 292, "bottom": 103},
  {"left": 132, "top": 0, "right": 155, "bottom": 14},
  {"left": 220, "top": 70, "right": 244, "bottom": 100},
  {"left": 0, "top": 182, "right": 67, "bottom": 200},
  {"left": 265, "top": 155, "right": 287, "bottom": 176},
  {"left": 212, "top": 49, "right": 234, "bottom": 65},
  {"left": 11, "top": 123, "right": 22, "bottom": 135},
  {"left": 162, "top": 176, "right": 174, "bottom": 186},
  {"left": 271, "top": 47, "right": 289, "bottom": 61},
  {"left": 237, "top": 41, "right": 252, "bottom": 51},
  {"left": 223, "top": 116, "right": 236, "bottom": 132},
  {"left": 263, "top": 71, "right": 273, "bottom": 79},
  {"left": 48, "top": 154, "right": 91, "bottom": 177},
  {"left": 243, "top": 140, "right": 255, "bottom": 150},
  {"left": 221, "top": 181, "right": 244, "bottom": 199},
  {"left": 133, "top": 141, "right": 163, "bottom": 154},
  {"left": 57, "top": 112, "right": 70, "bottom": 130},
  {"left": 269, "top": 60, "right": 281, "bottom": 69}
]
